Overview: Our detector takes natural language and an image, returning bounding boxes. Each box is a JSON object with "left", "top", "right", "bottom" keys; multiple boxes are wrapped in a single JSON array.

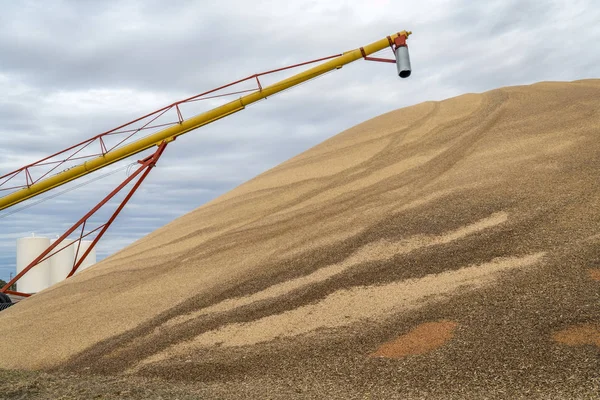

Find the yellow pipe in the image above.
[{"left": 0, "top": 31, "right": 411, "bottom": 211}]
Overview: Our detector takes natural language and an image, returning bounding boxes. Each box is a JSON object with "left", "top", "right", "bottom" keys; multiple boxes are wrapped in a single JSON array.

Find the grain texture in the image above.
[{"left": 2, "top": 79, "right": 600, "bottom": 398}]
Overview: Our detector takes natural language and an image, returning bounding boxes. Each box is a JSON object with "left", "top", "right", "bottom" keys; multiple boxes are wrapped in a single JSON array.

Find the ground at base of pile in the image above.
[{"left": 1, "top": 369, "right": 599, "bottom": 400}]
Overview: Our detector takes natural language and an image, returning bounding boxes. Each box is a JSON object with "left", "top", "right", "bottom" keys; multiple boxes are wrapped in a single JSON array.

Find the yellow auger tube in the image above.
[{"left": 0, "top": 31, "right": 411, "bottom": 211}]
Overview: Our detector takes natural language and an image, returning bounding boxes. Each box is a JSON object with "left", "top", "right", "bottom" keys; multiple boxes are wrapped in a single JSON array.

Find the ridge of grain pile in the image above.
[{"left": 2, "top": 80, "right": 600, "bottom": 396}]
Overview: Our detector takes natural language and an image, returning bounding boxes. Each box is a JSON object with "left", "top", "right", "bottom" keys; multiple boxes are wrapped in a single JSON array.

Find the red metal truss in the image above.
[
  {"left": 0, "top": 141, "right": 169, "bottom": 296},
  {"left": 0, "top": 53, "right": 343, "bottom": 200}
]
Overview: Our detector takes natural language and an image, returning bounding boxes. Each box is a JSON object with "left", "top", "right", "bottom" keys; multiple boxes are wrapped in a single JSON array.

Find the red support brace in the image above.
[
  {"left": 67, "top": 141, "right": 168, "bottom": 278},
  {"left": 360, "top": 33, "right": 409, "bottom": 64}
]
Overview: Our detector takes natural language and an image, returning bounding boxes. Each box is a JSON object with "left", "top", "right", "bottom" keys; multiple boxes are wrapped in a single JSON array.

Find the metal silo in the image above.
[
  {"left": 16, "top": 235, "right": 51, "bottom": 293},
  {"left": 49, "top": 239, "right": 75, "bottom": 286}
]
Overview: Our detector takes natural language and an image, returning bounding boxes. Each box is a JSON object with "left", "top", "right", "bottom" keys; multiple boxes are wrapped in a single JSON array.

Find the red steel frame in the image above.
[{"left": 1, "top": 141, "right": 170, "bottom": 297}]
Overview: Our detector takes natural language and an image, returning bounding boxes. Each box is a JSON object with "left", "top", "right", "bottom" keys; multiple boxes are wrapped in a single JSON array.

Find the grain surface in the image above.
[
  {"left": 2, "top": 80, "right": 600, "bottom": 398},
  {"left": 369, "top": 320, "right": 458, "bottom": 358}
]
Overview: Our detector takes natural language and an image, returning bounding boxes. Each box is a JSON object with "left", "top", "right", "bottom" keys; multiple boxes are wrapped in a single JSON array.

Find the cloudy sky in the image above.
[{"left": 0, "top": 0, "right": 598, "bottom": 283}]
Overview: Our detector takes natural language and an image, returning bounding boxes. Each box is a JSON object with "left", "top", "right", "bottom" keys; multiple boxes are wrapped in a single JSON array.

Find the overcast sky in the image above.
[{"left": 0, "top": 0, "right": 599, "bottom": 283}]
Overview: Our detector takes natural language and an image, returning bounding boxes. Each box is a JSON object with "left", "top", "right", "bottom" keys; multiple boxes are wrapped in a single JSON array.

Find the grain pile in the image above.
[{"left": 1, "top": 79, "right": 600, "bottom": 398}]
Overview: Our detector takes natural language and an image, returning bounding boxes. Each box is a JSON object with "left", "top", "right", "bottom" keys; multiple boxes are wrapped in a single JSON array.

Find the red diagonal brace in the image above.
[
  {"left": 360, "top": 34, "right": 409, "bottom": 64},
  {"left": 360, "top": 47, "right": 396, "bottom": 64},
  {"left": 67, "top": 141, "right": 168, "bottom": 278}
]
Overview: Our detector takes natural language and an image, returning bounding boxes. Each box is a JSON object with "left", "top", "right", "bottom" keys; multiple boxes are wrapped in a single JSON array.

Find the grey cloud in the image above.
[{"left": 0, "top": 1, "right": 291, "bottom": 93}]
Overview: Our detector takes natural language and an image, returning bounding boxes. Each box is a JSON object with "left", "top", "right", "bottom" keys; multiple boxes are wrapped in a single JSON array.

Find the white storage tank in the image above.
[
  {"left": 75, "top": 240, "right": 96, "bottom": 273},
  {"left": 49, "top": 239, "right": 75, "bottom": 285},
  {"left": 16, "top": 235, "right": 51, "bottom": 294}
]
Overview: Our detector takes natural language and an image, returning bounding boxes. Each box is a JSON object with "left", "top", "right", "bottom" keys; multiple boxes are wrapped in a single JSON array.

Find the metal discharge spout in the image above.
[{"left": 395, "top": 46, "right": 411, "bottom": 78}]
